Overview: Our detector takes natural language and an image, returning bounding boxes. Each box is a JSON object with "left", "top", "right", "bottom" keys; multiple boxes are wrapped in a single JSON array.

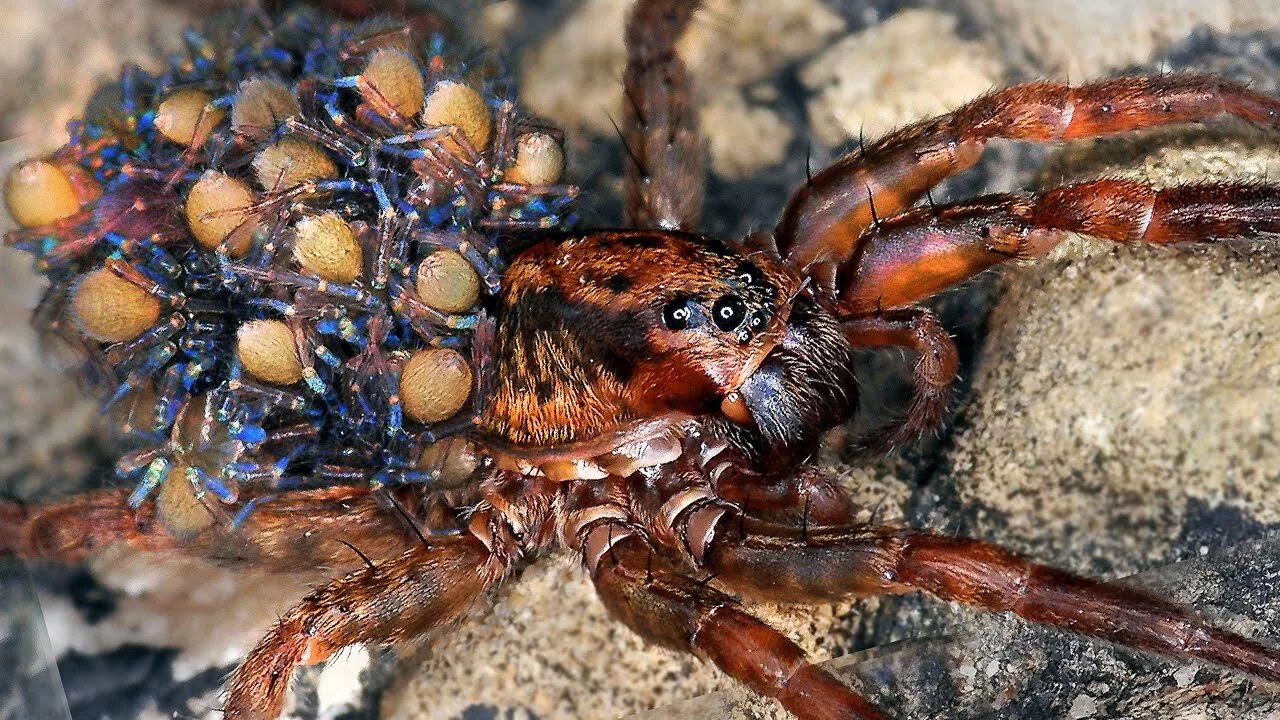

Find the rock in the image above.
[
  {"left": 0, "top": 0, "right": 190, "bottom": 152},
  {"left": 799, "top": 9, "right": 1002, "bottom": 145},
  {"left": 942, "top": 132, "right": 1280, "bottom": 572},
  {"left": 954, "top": 0, "right": 1280, "bottom": 78},
  {"left": 699, "top": 88, "right": 794, "bottom": 179}
]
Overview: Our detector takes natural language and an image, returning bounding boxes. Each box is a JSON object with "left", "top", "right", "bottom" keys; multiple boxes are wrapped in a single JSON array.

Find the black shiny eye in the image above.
[
  {"left": 748, "top": 310, "right": 768, "bottom": 331},
  {"left": 712, "top": 295, "right": 747, "bottom": 332},
  {"left": 735, "top": 261, "right": 763, "bottom": 286},
  {"left": 662, "top": 297, "right": 696, "bottom": 330}
]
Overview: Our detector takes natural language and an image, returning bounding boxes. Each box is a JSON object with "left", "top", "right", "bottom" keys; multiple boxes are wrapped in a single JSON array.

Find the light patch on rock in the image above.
[
  {"left": 677, "top": 0, "right": 844, "bottom": 89},
  {"left": 957, "top": 0, "right": 1280, "bottom": 79},
  {"left": 699, "top": 89, "right": 793, "bottom": 179},
  {"left": 519, "top": 0, "right": 630, "bottom": 135},
  {"left": 317, "top": 645, "right": 373, "bottom": 719},
  {"left": 800, "top": 9, "right": 1002, "bottom": 146},
  {"left": 40, "top": 550, "right": 310, "bottom": 682},
  {"left": 1173, "top": 663, "right": 1201, "bottom": 688},
  {"left": 1069, "top": 693, "right": 1099, "bottom": 718},
  {"left": 0, "top": 0, "right": 191, "bottom": 154},
  {"left": 479, "top": 0, "right": 519, "bottom": 45},
  {"left": 380, "top": 557, "right": 862, "bottom": 720}
]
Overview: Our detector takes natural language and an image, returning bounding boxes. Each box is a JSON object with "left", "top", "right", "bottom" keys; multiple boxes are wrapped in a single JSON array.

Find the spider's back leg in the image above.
[
  {"left": 642, "top": 464, "right": 1280, "bottom": 692},
  {"left": 621, "top": 0, "right": 706, "bottom": 230},
  {"left": 0, "top": 485, "right": 422, "bottom": 573}
]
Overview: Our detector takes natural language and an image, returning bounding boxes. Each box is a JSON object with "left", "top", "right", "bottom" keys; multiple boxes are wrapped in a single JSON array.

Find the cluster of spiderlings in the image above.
[{"left": 3, "top": 9, "right": 576, "bottom": 536}]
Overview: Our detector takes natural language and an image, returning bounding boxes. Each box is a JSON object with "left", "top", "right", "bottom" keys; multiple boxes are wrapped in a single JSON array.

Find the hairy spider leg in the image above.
[
  {"left": 777, "top": 73, "right": 1280, "bottom": 272},
  {"left": 843, "top": 308, "right": 959, "bottom": 452},
  {"left": 840, "top": 179, "right": 1280, "bottom": 314},
  {"left": 0, "top": 485, "right": 418, "bottom": 573},
  {"left": 621, "top": 0, "right": 706, "bottom": 231},
  {"left": 831, "top": 179, "right": 1280, "bottom": 446},
  {"left": 612, "top": 463, "right": 1280, "bottom": 720},
  {"left": 221, "top": 520, "right": 513, "bottom": 720},
  {"left": 695, "top": 515, "right": 1280, "bottom": 685},
  {"left": 582, "top": 517, "right": 890, "bottom": 720}
]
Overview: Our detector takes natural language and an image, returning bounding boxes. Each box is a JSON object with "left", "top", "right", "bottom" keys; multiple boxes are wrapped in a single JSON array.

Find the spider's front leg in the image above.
[
  {"left": 777, "top": 73, "right": 1280, "bottom": 270},
  {"left": 827, "top": 177, "right": 1280, "bottom": 446}
]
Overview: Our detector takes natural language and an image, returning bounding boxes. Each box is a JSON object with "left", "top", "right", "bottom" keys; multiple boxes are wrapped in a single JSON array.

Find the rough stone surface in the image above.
[
  {"left": 799, "top": 9, "right": 1002, "bottom": 145},
  {"left": 8, "top": 3, "right": 1280, "bottom": 720},
  {"left": 951, "top": 0, "right": 1280, "bottom": 79}
]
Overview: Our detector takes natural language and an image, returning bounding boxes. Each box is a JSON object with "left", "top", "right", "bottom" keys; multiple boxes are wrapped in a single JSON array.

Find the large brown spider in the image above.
[{"left": 5, "top": 1, "right": 1280, "bottom": 719}]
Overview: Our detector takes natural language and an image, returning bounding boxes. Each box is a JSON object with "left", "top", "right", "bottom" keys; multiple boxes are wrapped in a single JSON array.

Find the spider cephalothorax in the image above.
[
  {"left": 5, "top": 2, "right": 1280, "bottom": 720},
  {"left": 481, "top": 229, "right": 856, "bottom": 472}
]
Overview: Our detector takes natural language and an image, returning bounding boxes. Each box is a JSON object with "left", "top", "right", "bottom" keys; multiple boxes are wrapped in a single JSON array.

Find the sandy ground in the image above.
[{"left": 3, "top": 1, "right": 1280, "bottom": 720}]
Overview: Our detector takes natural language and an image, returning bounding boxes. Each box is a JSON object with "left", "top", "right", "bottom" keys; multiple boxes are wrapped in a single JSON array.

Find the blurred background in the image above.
[{"left": 4, "top": 1, "right": 1280, "bottom": 718}]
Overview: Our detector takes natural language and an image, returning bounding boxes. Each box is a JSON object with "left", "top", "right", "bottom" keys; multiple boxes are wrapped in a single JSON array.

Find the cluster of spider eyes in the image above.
[
  {"left": 2, "top": 11, "right": 577, "bottom": 536},
  {"left": 661, "top": 261, "right": 772, "bottom": 343}
]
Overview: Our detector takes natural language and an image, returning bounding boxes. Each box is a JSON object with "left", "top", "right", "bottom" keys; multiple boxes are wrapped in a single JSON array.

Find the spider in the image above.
[{"left": 4, "top": 1, "right": 1280, "bottom": 719}]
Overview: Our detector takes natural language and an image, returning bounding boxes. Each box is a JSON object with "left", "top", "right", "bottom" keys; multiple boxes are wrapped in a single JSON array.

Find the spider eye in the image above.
[
  {"left": 662, "top": 297, "right": 696, "bottom": 330},
  {"left": 734, "top": 261, "right": 763, "bottom": 286},
  {"left": 712, "top": 294, "right": 747, "bottom": 332}
]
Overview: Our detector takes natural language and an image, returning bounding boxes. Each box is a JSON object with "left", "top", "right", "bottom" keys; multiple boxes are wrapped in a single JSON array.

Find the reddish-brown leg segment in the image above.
[
  {"left": 778, "top": 74, "right": 1280, "bottom": 270},
  {"left": 836, "top": 178, "right": 1280, "bottom": 315},
  {"left": 844, "top": 308, "right": 959, "bottom": 450},
  {"left": 622, "top": 0, "right": 705, "bottom": 230},
  {"left": 583, "top": 521, "right": 888, "bottom": 720},
  {"left": 223, "top": 535, "right": 507, "bottom": 720},
  {"left": 693, "top": 515, "right": 1280, "bottom": 682},
  {"left": 0, "top": 486, "right": 416, "bottom": 573}
]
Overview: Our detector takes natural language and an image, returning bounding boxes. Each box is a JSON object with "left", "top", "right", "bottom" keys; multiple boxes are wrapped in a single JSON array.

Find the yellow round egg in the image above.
[
  {"left": 231, "top": 77, "right": 301, "bottom": 139},
  {"left": 362, "top": 49, "right": 425, "bottom": 118},
  {"left": 157, "top": 465, "right": 215, "bottom": 541},
  {"left": 506, "top": 132, "right": 565, "bottom": 186},
  {"left": 423, "top": 80, "right": 491, "bottom": 156},
  {"left": 252, "top": 136, "right": 337, "bottom": 191},
  {"left": 293, "top": 212, "right": 363, "bottom": 283},
  {"left": 417, "top": 437, "right": 481, "bottom": 489},
  {"left": 155, "top": 89, "right": 224, "bottom": 147},
  {"left": 5, "top": 160, "right": 83, "bottom": 227}
]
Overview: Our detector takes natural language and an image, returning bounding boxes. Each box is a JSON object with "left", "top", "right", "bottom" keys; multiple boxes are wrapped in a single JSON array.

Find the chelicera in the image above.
[{"left": 4, "top": 2, "right": 1280, "bottom": 719}]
